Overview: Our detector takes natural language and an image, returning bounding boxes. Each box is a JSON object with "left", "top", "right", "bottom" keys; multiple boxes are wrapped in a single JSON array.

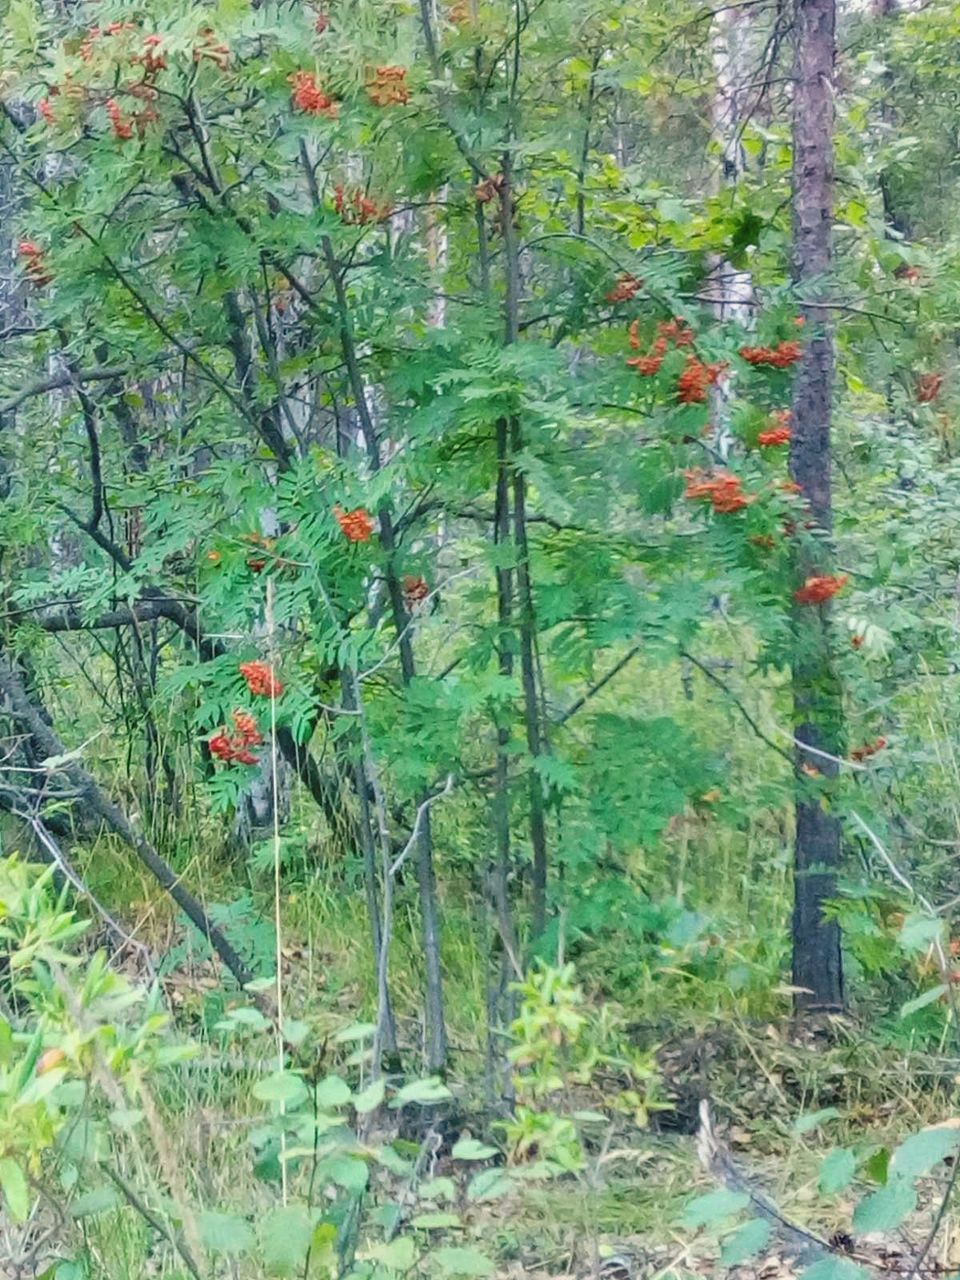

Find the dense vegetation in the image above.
[{"left": 5, "top": 0, "right": 960, "bottom": 1276}]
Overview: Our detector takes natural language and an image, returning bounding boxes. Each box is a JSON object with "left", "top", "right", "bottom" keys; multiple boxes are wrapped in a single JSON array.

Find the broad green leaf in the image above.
[
  {"left": 900, "top": 985, "right": 947, "bottom": 1018},
  {"left": 0, "top": 1157, "right": 29, "bottom": 1221},
  {"left": 367, "top": 1237, "right": 417, "bottom": 1269},
  {"left": 681, "top": 1189, "right": 749, "bottom": 1229},
  {"left": 720, "top": 1218, "right": 771, "bottom": 1266},
  {"left": 451, "top": 1137, "right": 498, "bottom": 1161},
  {"left": 260, "top": 1205, "right": 315, "bottom": 1277},
  {"left": 852, "top": 1180, "right": 917, "bottom": 1235},
  {"left": 800, "top": 1259, "right": 871, "bottom": 1280},
  {"left": 353, "top": 1078, "right": 386, "bottom": 1113},
  {"left": 891, "top": 1126, "right": 960, "bottom": 1179},
  {"left": 412, "top": 1212, "right": 462, "bottom": 1229},
  {"left": 70, "top": 1186, "right": 120, "bottom": 1219},
  {"left": 314, "top": 1075, "right": 351, "bottom": 1108},
  {"left": 431, "top": 1246, "right": 496, "bottom": 1276},
  {"left": 819, "top": 1148, "right": 856, "bottom": 1195},
  {"left": 253, "top": 1071, "right": 309, "bottom": 1107},
  {"left": 794, "top": 1108, "right": 842, "bottom": 1134},
  {"left": 899, "top": 913, "right": 943, "bottom": 954},
  {"left": 466, "top": 1168, "right": 514, "bottom": 1201},
  {"left": 198, "top": 1210, "right": 256, "bottom": 1255},
  {"left": 390, "top": 1077, "right": 452, "bottom": 1107}
]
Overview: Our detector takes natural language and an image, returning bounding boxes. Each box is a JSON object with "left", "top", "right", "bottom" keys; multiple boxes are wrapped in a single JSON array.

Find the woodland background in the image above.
[{"left": 4, "top": 0, "right": 960, "bottom": 1278}]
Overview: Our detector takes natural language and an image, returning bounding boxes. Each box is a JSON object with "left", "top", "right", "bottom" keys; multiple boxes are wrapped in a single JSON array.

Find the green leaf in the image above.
[
  {"left": 794, "top": 1108, "right": 842, "bottom": 1134},
  {"left": 431, "top": 1246, "right": 496, "bottom": 1276},
  {"left": 681, "top": 1189, "right": 749, "bottom": 1229},
  {"left": 819, "top": 1148, "right": 856, "bottom": 1195},
  {"left": 412, "top": 1212, "right": 462, "bottom": 1229},
  {"left": 367, "top": 1237, "right": 417, "bottom": 1269},
  {"left": 900, "top": 985, "right": 947, "bottom": 1018},
  {"left": 198, "top": 1210, "right": 256, "bottom": 1255},
  {"left": 353, "top": 1078, "right": 386, "bottom": 1114},
  {"left": 260, "top": 1205, "right": 315, "bottom": 1277},
  {"left": 324, "top": 1155, "right": 369, "bottom": 1193},
  {"left": 70, "top": 1186, "right": 120, "bottom": 1219},
  {"left": 891, "top": 1126, "right": 960, "bottom": 1179},
  {"left": 899, "top": 913, "right": 943, "bottom": 954},
  {"left": 451, "top": 1137, "right": 498, "bottom": 1161},
  {"left": 0, "top": 1157, "right": 29, "bottom": 1221},
  {"left": 800, "top": 1259, "right": 871, "bottom": 1280},
  {"left": 862, "top": 1147, "right": 890, "bottom": 1185},
  {"left": 852, "top": 1180, "right": 917, "bottom": 1235},
  {"left": 390, "top": 1077, "right": 452, "bottom": 1107},
  {"left": 314, "top": 1075, "right": 351, "bottom": 1108},
  {"left": 466, "top": 1168, "right": 514, "bottom": 1201},
  {"left": 720, "top": 1218, "right": 771, "bottom": 1266},
  {"left": 253, "top": 1071, "right": 309, "bottom": 1107}
]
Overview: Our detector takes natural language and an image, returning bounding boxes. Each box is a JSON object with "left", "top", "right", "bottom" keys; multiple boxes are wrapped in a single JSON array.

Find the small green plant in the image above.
[{"left": 500, "top": 962, "right": 669, "bottom": 1175}]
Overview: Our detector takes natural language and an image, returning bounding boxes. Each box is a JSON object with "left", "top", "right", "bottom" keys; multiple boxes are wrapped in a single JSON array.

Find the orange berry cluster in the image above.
[
  {"left": 334, "top": 506, "right": 375, "bottom": 542},
  {"left": 762, "top": 409, "right": 793, "bottom": 450},
  {"left": 683, "top": 469, "right": 754, "bottom": 515},
  {"left": 605, "top": 274, "right": 643, "bottom": 304},
  {"left": 758, "top": 411, "right": 792, "bottom": 447},
  {"left": 239, "top": 661, "right": 284, "bottom": 699},
  {"left": 402, "top": 575, "right": 430, "bottom": 609},
  {"left": 80, "top": 21, "right": 137, "bottom": 61},
  {"left": 314, "top": 11, "right": 329, "bottom": 33},
  {"left": 739, "top": 340, "right": 802, "bottom": 369},
  {"left": 290, "top": 70, "right": 338, "bottom": 117},
  {"left": 793, "top": 574, "right": 848, "bottom": 605},
  {"left": 134, "top": 33, "right": 167, "bottom": 76},
  {"left": 916, "top": 372, "right": 943, "bottom": 404},
  {"left": 676, "top": 355, "right": 726, "bottom": 404},
  {"left": 850, "top": 736, "right": 887, "bottom": 763},
  {"left": 333, "top": 185, "right": 392, "bottom": 225},
  {"left": 210, "top": 710, "right": 264, "bottom": 766},
  {"left": 626, "top": 317, "right": 695, "bottom": 377},
  {"left": 366, "top": 65, "right": 409, "bottom": 107},
  {"left": 106, "top": 97, "right": 134, "bottom": 139},
  {"left": 18, "top": 240, "right": 51, "bottom": 286}
]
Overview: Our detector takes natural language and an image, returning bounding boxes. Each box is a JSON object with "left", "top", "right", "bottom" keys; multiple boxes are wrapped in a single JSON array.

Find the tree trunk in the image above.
[{"left": 789, "top": 0, "right": 844, "bottom": 1014}]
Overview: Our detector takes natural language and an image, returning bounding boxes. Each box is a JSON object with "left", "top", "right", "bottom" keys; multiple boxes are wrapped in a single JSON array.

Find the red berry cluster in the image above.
[
  {"left": 605, "top": 274, "right": 643, "bottom": 303},
  {"left": 210, "top": 710, "right": 264, "bottom": 765},
  {"left": 850, "top": 736, "right": 887, "bottom": 763},
  {"left": 334, "top": 506, "right": 375, "bottom": 542},
  {"left": 333, "top": 186, "right": 392, "bottom": 225},
  {"left": 684, "top": 469, "right": 754, "bottom": 515},
  {"left": 626, "top": 317, "right": 694, "bottom": 377},
  {"left": 290, "top": 70, "right": 338, "bottom": 117},
  {"left": 402, "top": 575, "right": 430, "bottom": 609},
  {"left": 314, "top": 11, "right": 329, "bottom": 33},
  {"left": 18, "top": 240, "right": 51, "bottom": 286},
  {"left": 793, "top": 574, "right": 848, "bottom": 605},
  {"left": 739, "top": 340, "right": 803, "bottom": 369},
  {"left": 366, "top": 65, "right": 409, "bottom": 106},
  {"left": 239, "top": 661, "right": 284, "bottom": 699}
]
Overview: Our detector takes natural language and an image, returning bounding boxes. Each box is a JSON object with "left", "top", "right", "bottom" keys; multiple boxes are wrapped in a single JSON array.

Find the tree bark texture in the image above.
[{"left": 789, "top": 0, "right": 844, "bottom": 1014}]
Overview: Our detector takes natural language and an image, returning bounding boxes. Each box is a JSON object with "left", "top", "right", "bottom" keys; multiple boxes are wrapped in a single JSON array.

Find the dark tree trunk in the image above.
[{"left": 789, "top": 0, "right": 844, "bottom": 1014}]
